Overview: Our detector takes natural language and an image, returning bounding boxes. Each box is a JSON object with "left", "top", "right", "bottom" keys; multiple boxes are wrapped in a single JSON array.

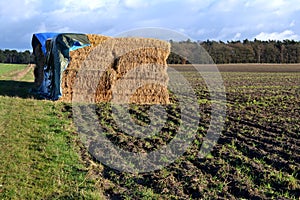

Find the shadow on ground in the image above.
[{"left": 0, "top": 80, "right": 37, "bottom": 99}]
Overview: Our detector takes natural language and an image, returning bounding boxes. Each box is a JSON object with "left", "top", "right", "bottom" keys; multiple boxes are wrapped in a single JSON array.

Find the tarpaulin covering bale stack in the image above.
[
  {"left": 32, "top": 33, "right": 170, "bottom": 104},
  {"left": 32, "top": 33, "right": 59, "bottom": 90}
]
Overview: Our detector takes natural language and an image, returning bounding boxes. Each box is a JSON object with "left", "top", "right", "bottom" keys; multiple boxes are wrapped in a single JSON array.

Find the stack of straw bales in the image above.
[{"left": 37, "top": 34, "right": 171, "bottom": 104}]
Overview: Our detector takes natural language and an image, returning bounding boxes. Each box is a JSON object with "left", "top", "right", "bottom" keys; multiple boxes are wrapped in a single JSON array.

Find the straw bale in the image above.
[
  {"left": 90, "top": 38, "right": 170, "bottom": 104},
  {"left": 33, "top": 43, "right": 45, "bottom": 89},
  {"left": 60, "top": 69, "right": 78, "bottom": 100},
  {"left": 61, "top": 34, "right": 110, "bottom": 101},
  {"left": 68, "top": 34, "right": 110, "bottom": 70},
  {"left": 61, "top": 35, "right": 171, "bottom": 104}
]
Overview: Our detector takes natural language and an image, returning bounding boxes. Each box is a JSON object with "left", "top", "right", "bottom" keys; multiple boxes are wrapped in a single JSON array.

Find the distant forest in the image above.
[
  {"left": 0, "top": 49, "right": 34, "bottom": 64},
  {"left": 1, "top": 39, "right": 300, "bottom": 64},
  {"left": 168, "top": 39, "right": 300, "bottom": 64}
]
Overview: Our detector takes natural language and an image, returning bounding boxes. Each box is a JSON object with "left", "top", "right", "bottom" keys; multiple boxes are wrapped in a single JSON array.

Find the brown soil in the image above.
[{"left": 65, "top": 64, "right": 300, "bottom": 199}]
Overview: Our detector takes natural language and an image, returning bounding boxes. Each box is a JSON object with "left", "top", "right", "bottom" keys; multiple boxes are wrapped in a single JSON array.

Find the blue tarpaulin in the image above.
[
  {"left": 32, "top": 32, "right": 59, "bottom": 55},
  {"left": 32, "top": 33, "right": 91, "bottom": 100}
]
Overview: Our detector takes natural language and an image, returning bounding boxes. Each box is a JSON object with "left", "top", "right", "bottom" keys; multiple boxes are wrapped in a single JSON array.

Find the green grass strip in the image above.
[{"left": 0, "top": 97, "right": 103, "bottom": 199}]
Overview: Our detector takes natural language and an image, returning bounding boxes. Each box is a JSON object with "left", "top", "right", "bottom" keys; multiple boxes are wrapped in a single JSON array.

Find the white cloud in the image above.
[
  {"left": 122, "top": 0, "right": 173, "bottom": 9},
  {"left": 246, "top": 0, "right": 300, "bottom": 15},
  {"left": 254, "top": 30, "right": 299, "bottom": 41},
  {"left": 24, "top": 0, "right": 39, "bottom": 4},
  {"left": 211, "top": 0, "right": 243, "bottom": 13},
  {"left": 290, "top": 20, "right": 296, "bottom": 27},
  {"left": 0, "top": 0, "right": 300, "bottom": 50},
  {"left": 0, "top": 0, "right": 41, "bottom": 21},
  {"left": 196, "top": 29, "right": 206, "bottom": 35},
  {"left": 213, "top": 26, "right": 248, "bottom": 41},
  {"left": 123, "top": 0, "right": 149, "bottom": 9},
  {"left": 59, "top": 0, "right": 118, "bottom": 11},
  {"left": 233, "top": 33, "right": 241, "bottom": 40}
]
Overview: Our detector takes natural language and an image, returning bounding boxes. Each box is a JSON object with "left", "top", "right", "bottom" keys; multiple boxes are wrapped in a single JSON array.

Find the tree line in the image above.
[
  {"left": 0, "top": 49, "right": 34, "bottom": 64},
  {"left": 167, "top": 39, "right": 300, "bottom": 64},
  {"left": 1, "top": 39, "right": 300, "bottom": 64}
]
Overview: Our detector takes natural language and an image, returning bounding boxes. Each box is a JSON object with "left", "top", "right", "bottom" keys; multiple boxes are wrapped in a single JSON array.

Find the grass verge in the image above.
[
  {"left": 0, "top": 97, "right": 104, "bottom": 199},
  {"left": 0, "top": 63, "right": 104, "bottom": 199}
]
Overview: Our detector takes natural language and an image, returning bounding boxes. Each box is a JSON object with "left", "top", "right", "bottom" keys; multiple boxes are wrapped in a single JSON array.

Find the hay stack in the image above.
[
  {"left": 60, "top": 34, "right": 110, "bottom": 101},
  {"left": 61, "top": 35, "right": 171, "bottom": 104}
]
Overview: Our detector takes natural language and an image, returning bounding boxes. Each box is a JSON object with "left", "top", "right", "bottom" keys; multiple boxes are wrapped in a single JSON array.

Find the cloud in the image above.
[
  {"left": 123, "top": 0, "right": 149, "bottom": 9},
  {"left": 0, "top": 0, "right": 299, "bottom": 50},
  {"left": 0, "top": 0, "right": 41, "bottom": 21},
  {"left": 290, "top": 20, "right": 296, "bottom": 27},
  {"left": 254, "top": 30, "right": 299, "bottom": 41},
  {"left": 245, "top": 0, "right": 300, "bottom": 14},
  {"left": 58, "top": 0, "right": 119, "bottom": 11},
  {"left": 211, "top": 0, "right": 241, "bottom": 13},
  {"left": 233, "top": 33, "right": 241, "bottom": 40}
]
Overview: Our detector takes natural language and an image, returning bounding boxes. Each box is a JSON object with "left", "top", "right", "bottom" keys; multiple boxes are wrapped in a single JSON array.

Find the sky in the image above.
[{"left": 0, "top": 0, "right": 299, "bottom": 50}]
